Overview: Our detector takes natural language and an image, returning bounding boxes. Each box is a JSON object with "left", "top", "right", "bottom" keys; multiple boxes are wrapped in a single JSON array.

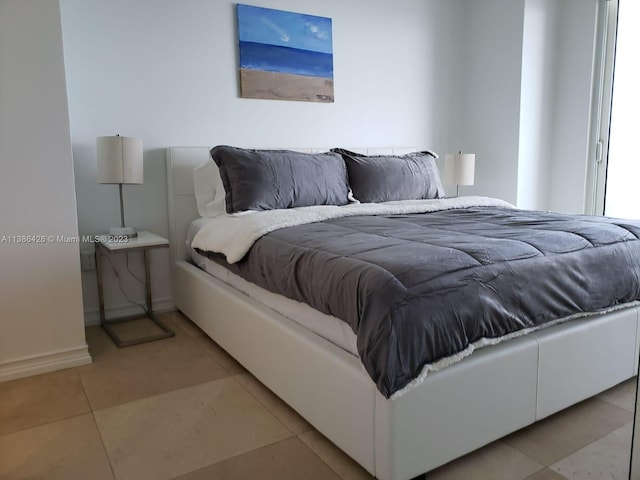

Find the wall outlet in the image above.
[{"left": 80, "top": 244, "right": 96, "bottom": 271}]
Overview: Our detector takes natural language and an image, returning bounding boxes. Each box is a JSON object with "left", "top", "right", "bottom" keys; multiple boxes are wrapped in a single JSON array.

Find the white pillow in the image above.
[
  {"left": 192, "top": 161, "right": 225, "bottom": 217},
  {"left": 205, "top": 182, "right": 225, "bottom": 217}
]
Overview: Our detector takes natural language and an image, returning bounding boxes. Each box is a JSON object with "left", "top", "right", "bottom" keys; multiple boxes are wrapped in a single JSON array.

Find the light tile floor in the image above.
[{"left": 0, "top": 311, "right": 635, "bottom": 480}]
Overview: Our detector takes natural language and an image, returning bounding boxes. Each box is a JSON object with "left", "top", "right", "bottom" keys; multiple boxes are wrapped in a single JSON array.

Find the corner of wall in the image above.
[{"left": 0, "top": 0, "right": 88, "bottom": 379}]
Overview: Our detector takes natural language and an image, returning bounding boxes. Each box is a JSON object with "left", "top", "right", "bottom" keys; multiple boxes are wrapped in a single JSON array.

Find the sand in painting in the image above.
[{"left": 240, "top": 68, "right": 334, "bottom": 103}]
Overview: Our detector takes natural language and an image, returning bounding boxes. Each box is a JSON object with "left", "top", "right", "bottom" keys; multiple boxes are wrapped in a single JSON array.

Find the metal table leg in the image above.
[{"left": 97, "top": 246, "right": 174, "bottom": 347}]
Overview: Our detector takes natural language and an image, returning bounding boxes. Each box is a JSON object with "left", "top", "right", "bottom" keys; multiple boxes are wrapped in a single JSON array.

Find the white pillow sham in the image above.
[{"left": 193, "top": 160, "right": 225, "bottom": 217}]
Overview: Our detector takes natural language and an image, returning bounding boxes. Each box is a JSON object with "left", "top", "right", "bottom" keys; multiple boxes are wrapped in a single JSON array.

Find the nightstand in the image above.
[{"left": 95, "top": 231, "right": 174, "bottom": 347}]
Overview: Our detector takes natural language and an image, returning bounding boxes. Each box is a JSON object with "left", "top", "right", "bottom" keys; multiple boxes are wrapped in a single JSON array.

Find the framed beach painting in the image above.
[{"left": 236, "top": 4, "right": 334, "bottom": 103}]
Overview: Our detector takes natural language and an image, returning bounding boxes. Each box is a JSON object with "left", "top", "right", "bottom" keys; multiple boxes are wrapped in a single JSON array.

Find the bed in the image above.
[{"left": 166, "top": 146, "right": 640, "bottom": 480}]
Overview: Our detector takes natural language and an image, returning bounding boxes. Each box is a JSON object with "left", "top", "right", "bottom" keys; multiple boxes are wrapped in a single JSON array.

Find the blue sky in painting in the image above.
[{"left": 237, "top": 4, "right": 333, "bottom": 54}]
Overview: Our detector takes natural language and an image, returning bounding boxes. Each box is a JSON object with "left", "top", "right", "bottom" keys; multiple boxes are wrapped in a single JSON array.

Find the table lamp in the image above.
[
  {"left": 96, "top": 135, "right": 143, "bottom": 238},
  {"left": 444, "top": 152, "right": 475, "bottom": 197}
]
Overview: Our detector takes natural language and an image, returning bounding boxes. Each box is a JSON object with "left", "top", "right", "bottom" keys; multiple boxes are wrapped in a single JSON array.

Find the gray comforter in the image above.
[{"left": 199, "top": 207, "right": 640, "bottom": 397}]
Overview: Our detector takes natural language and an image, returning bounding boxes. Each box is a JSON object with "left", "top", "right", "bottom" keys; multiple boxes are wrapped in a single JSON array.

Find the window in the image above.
[{"left": 588, "top": 0, "right": 640, "bottom": 220}]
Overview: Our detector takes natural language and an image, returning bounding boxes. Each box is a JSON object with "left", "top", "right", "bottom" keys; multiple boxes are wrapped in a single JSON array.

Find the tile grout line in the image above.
[
  {"left": 166, "top": 437, "right": 300, "bottom": 480},
  {"left": 86, "top": 319, "right": 635, "bottom": 480},
  {"left": 89, "top": 410, "right": 119, "bottom": 480},
  {"left": 86, "top": 325, "right": 216, "bottom": 478},
  {"left": 229, "top": 373, "right": 346, "bottom": 478},
  {"left": 520, "top": 466, "right": 553, "bottom": 480},
  {"left": 83, "top": 375, "right": 296, "bottom": 478},
  {"left": 231, "top": 371, "right": 314, "bottom": 434},
  {"left": 76, "top": 367, "right": 119, "bottom": 480},
  {"left": 0, "top": 368, "right": 92, "bottom": 438},
  {"left": 522, "top": 467, "right": 571, "bottom": 480},
  {"left": 545, "top": 422, "right": 633, "bottom": 477},
  {"left": 229, "top": 373, "right": 297, "bottom": 438},
  {"left": 0, "top": 409, "right": 90, "bottom": 439},
  {"left": 82, "top": 320, "right": 233, "bottom": 412},
  {"left": 170, "top": 312, "right": 256, "bottom": 378},
  {"left": 507, "top": 420, "right": 632, "bottom": 475},
  {"left": 158, "top": 372, "right": 317, "bottom": 478},
  {"left": 84, "top": 372, "right": 293, "bottom": 480},
  {"left": 499, "top": 439, "right": 559, "bottom": 472},
  {"left": 175, "top": 312, "right": 314, "bottom": 438},
  {"left": 597, "top": 395, "right": 636, "bottom": 414},
  {"left": 89, "top": 376, "right": 230, "bottom": 415},
  {"left": 504, "top": 394, "right": 635, "bottom": 471},
  {"left": 296, "top": 431, "right": 352, "bottom": 480},
  {"left": 174, "top": 315, "right": 316, "bottom": 436},
  {"left": 167, "top": 314, "right": 238, "bottom": 376}
]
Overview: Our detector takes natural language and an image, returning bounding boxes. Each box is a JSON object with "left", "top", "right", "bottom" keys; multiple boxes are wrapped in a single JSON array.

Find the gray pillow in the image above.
[
  {"left": 211, "top": 146, "right": 351, "bottom": 213},
  {"left": 331, "top": 148, "right": 444, "bottom": 203}
]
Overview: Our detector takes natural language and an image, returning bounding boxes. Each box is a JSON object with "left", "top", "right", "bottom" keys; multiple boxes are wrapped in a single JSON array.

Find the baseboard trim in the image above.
[
  {"left": 0, "top": 345, "right": 92, "bottom": 383},
  {"left": 84, "top": 297, "right": 175, "bottom": 326}
]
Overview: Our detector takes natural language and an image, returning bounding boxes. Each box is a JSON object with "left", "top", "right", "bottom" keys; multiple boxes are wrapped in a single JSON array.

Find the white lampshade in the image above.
[
  {"left": 96, "top": 136, "right": 143, "bottom": 184},
  {"left": 444, "top": 153, "right": 475, "bottom": 186}
]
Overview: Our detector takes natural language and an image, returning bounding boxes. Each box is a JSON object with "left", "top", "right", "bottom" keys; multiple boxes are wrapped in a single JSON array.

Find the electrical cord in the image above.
[
  {"left": 126, "top": 253, "right": 145, "bottom": 284},
  {"left": 101, "top": 253, "right": 148, "bottom": 315}
]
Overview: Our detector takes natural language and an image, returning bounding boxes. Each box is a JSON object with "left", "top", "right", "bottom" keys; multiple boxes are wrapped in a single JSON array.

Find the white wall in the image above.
[
  {"left": 548, "top": 0, "right": 599, "bottom": 214},
  {"left": 60, "top": 0, "right": 602, "bottom": 320},
  {"left": 454, "top": 0, "right": 599, "bottom": 211},
  {"left": 517, "top": 0, "right": 559, "bottom": 210},
  {"left": 0, "top": 0, "right": 90, "bottom": 380},
  {"left": 60, "top": 0, "right": 465, "bottom": 322},
  {"left": 456, "top": 0, "right": 526, "bottom": 204}
]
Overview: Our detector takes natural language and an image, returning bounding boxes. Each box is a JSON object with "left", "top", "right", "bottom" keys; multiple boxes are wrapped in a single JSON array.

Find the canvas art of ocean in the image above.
[{"left": 237, "top": 4, "right": 334, "bottom": 103}]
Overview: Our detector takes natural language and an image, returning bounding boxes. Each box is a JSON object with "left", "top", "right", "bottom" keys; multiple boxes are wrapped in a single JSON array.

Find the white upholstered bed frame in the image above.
[{"left": 166, "top": 146, "right": 640, "bottom": 480}]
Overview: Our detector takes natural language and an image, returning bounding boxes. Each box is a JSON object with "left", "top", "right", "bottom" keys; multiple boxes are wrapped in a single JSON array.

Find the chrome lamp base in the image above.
[
  {"left": 108, "top": 226, "right": 137, "bottom": 238},
  {"left": 109, "top": 183, "right": 137, "bottom": 238}
]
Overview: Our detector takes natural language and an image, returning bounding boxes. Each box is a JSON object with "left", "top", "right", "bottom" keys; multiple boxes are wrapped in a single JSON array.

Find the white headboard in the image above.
[{"left": 165, "top": 146, "right": 417, "bottom": 267}]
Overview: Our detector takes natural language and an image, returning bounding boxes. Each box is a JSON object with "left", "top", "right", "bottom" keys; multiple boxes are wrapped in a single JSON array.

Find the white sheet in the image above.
[
  {"left": 187, "top": 219, "right": 360, "bottom": 356},
  {"left": 192, "top": 196, "right": 513, "bottom": 263}
]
